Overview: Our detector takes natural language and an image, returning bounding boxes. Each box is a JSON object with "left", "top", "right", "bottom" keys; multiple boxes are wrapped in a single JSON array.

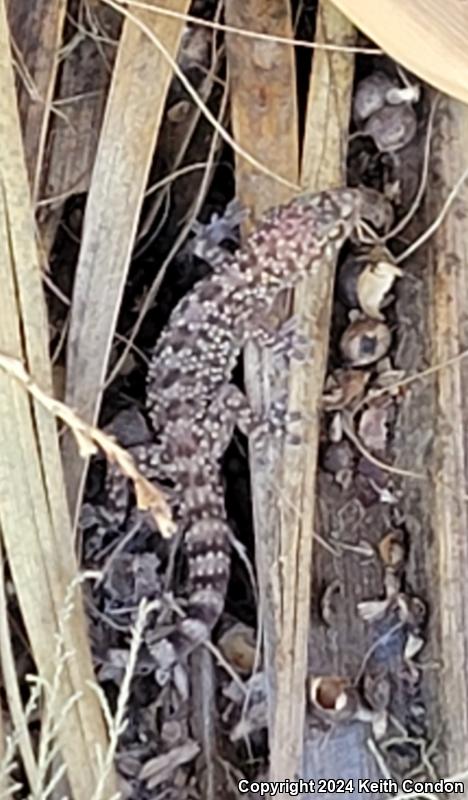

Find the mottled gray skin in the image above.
[{"left": 145, "top": 187, "right": 388, "bottom": 652}]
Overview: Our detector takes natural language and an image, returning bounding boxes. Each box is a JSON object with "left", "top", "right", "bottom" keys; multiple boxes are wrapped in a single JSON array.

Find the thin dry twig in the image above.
[
  {"left": 0, "top": 353, "right": 174, "bottom": 537},
  {"left": 396, "top": 164, "right": 468, "bottom": 263},
  {"left": 341, "top": 413, "right": 425, "bottom": 481},
  {"left": 353, "top": 348, "right": 468, "bottom": 413},
  {"left": 382, "top": 95, "right": 440, "bottom": 242},
  {"left": 144, "top": 161, "right": 215, "bottom": 198},
  {"left": 106, "top": 0, "right": 382, "bottom": 54}
]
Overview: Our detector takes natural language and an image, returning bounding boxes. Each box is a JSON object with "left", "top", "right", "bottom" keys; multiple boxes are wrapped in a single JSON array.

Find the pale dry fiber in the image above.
[
  {"left": 0, "top": 3, "right": 116, "bottom": 797},
  {"left": 0, "top": 540, "right": 38, "bottom": 792},
  {"left": 330, "top": 0, "right": 468, "bottom": 104},
  {"left": 0, "top": 547, "right": 38, "bottom": 797},
  {"left": 62, "top": 0, "right": 191, "bottom": 524},
  {"left": 224, "top": 0, "right": 301, "bottom": 782},
  {"left": 425, "top": 97, "right": 468, "bottom": 776}
]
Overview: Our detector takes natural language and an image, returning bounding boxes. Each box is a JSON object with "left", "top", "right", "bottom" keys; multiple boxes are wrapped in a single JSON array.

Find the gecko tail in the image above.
[{"left": 172, "top": 517, "right": 232, "bottom": 655}]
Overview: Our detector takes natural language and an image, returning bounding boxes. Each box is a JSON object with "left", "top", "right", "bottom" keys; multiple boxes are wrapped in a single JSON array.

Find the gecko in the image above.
[{"left": 136, "top": 187, "right": 391, "bottom": 660}]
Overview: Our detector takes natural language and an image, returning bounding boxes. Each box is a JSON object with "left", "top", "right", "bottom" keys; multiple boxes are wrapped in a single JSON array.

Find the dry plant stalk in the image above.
[
  {"left": 224, "top": 0, "right": 302, "bottom": 780},
  {"left": 268, "top": 0, "right": 357, "bottom": 782},
  {"left": 0, "top": 3, "right": 116, "bottom": 796},
  {"left": 426, "top": 96, "right": 468, "bottom": 775},
  {"left": 62, "top": 0, "right": 191, "bottom": 524},
  {"left": 6, "top": 0, "right": 66, "bottom": 199}
]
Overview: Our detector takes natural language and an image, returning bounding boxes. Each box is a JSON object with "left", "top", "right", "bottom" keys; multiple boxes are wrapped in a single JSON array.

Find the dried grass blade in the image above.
[
  {"left": 62, "top": 0, "right": 191, "bottom": 522},
  {"left": 330, "top": 0, "right": 468, "bottom": 105},
  {"left": 0, "top": 5, "right": 116, "bottom": 797}
]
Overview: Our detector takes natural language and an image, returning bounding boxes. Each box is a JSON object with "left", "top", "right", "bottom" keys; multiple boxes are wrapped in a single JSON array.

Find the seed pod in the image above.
[
  {"left": 218, "top": 622, "right": 257, "bottom": 675},
  {"left": 378, "top": 530, "right": 406, "bottom": 569},
  {"left": 308, "top": 675, "right": 359, "bottom": 723},
  {"left": 357, "top": 258, "right": 402, "bottom": 320},
  {"left": 340, "top": 318, "right": 391, "bottom": 366}
]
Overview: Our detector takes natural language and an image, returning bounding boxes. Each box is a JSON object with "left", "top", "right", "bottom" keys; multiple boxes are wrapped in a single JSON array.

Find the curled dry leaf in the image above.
[
  {"left": 161, "top": 720, "right": 184, "bottom": 749},
  {"left": 179, "top": 25, "right": 211, "bottom": 71},
  {"left": 218, "top": 622, "right": 257, "bottom": 675},
  {"left": 363, "top": 667, "right": 391, "bottom": 712},
  {"left": 322, "top": 441, "right": 354, "bottom": 474},
  {"left": 223, "top": 671, "right": 266, "bottom": 707},
  {"left": 336, "top": 468, "right": 354, "bottom": 490},
  {"left": 340, "top": 318, "right": 391, "bottom": 366},
  {"left": 404, "top": 632, "right": 425, "bottom": 662},
  {"left": 404, "top": 632, "right": 425, "bottom": 683},
  {"left": 230, "top": 700, "right": 268, "bottom": 741},
  {"left": 357, "top": 598, "right": 391, "bottom": 623},
  {"left": 358, "top": 405, "right": 390, "bottom": 454},
  {"left": 397, "top": 594, "right": 427, "bottom": 630},
  {"left": 363, "top": 103, "right": 418, "bottom": 152},
  {"left": 384, "top": 568, "right": 402, "bottom": 599},
  {"left": 386, "top": 84, "right": 421, "bottom": 105},
  {"left": 97, "top": 648, "right": 129, "bottom": 682},
  {"left": 323, "top": 369, "right": 370, "bottom": 410},
  {"left": 328, "top": 412, "right": 344, "bottom": 442},
  {"left": 138, "top": 741, "right": 200, "bottom": 789},
  {"left": 368, "top": 481, "right": 398, "bottom": 505},
  {"left": 356, "top": 258, "right": 403, "bottom": 320},
  {"left": 167, "top": 99, "right": 192, "bottom": 123},
  {"left": 353, "top": 71, "right": 398, "bottom": 123},
  {"left": 320, "top": 580, "right": 342, "bottom": 626},
  {"left": 374, "top": 358, "right": 406, "bottom": 388},
  {"left": 370, "top": 709, "right": 389, "bottom": 740},
  {"left": 308, "top": 676, "right": 359, "bottom": 723},
  {"left": 226, "top": 672, "right": 268, "bottom": 741},
  {"left": 378, "top": 530, "right": 406, "bottom": 569}
]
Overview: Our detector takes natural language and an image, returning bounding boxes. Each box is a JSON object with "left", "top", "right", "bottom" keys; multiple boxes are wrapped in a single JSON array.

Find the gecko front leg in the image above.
[
  {"left": 249, "top": 314, "right": 312, "bottom": 364},
  {"left": 203, "top": 383, "right": 301, "bottom": 453}
]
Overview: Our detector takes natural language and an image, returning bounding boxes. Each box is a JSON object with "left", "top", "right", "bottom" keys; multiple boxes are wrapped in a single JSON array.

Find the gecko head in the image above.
[{"left": 294, "top": 187, "right": 393, "bottom": 239}]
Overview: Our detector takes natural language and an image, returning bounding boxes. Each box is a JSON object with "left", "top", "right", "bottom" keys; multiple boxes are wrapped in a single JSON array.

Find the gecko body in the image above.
[{"left": 144, "top": 187, "right": 389, "bottom": 654}]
